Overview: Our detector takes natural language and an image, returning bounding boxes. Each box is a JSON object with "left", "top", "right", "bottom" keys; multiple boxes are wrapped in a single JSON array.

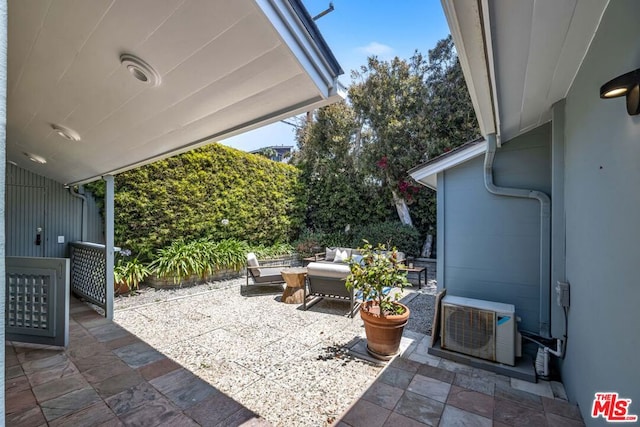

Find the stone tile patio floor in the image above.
[
  {"left": 5, "top": 280, "right": 585, "bottom": 426},
  {"left": 6, "top": 295, "right": 269, "bottom": 426}
]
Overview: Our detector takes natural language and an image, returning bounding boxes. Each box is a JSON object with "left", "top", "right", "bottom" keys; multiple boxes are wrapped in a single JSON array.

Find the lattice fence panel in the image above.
[
  {"left": 70, "top": 244, "right": 106, "bottom": 308},
  {"left": 6, "top": 272, "right": 51, "bottom": 332}
]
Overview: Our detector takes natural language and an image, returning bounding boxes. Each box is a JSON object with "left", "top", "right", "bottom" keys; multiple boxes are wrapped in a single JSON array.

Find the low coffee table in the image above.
[
  {"left": 399, "top": 265, "right": 427, "bottom": 289},
  {"left": 280, "top": 267, "right": 307, "bottom": 304}
]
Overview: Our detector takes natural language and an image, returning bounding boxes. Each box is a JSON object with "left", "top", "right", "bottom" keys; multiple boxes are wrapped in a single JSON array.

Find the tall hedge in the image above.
[{"left": 89, "top": 144, "right": 305, "bottom": 259}]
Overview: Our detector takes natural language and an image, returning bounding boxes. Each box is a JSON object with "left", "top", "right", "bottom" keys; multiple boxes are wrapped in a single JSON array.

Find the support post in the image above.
[
  {"left": 104, "top": 175, "right": 115, "bottom": 320},
  {"left": 0, "top": 0, "right": 8, "bottom": 422}
]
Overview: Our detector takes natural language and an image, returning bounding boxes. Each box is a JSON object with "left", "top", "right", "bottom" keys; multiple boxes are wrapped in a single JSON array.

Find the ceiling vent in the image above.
[{"left": 120, "top": 54, "right": 161, "bottom": 87}]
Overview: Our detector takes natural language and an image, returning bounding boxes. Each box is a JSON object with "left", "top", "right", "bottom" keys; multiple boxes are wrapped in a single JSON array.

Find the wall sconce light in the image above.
[{"left": 600, "top": 68, "right": 640, "bottom": 115}]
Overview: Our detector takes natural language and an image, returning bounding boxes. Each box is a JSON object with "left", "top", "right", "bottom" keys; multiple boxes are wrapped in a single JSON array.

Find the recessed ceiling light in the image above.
[
  {"left": 51, "top": 124, "right": 81, "bottom": 142},
  {"left": 120, "top": 54, "right": 161, "bottom": 87},
  {"left": 24, "top": 152, "right": 47, "bottom": 164},
  {"left": 7, "top": 160, "right": 17, "bottom": 166}
]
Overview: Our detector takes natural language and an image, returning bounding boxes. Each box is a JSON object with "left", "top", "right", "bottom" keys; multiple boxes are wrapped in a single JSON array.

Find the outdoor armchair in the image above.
[{"left": 245, "top": 252, "right": 291, "bottom": 286}]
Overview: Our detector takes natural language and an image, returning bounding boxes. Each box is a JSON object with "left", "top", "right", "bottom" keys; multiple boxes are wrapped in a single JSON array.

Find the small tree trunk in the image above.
[
  {"left": 421, "top": 234, "right": 433, "bottom": 258},
  {"left": 391, "top": 189, "right": 413, "bottom": 226}
]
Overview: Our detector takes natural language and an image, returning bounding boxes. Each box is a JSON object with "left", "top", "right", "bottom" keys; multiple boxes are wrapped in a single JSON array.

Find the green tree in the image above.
[
  {"left": 349, "top": 54, "right": 429, "bottom": 225},
  {"left": 293, "top": 101, "right": 393, "bottom": 233},
  {"left": 349, "top": 36, "right": 478, "bottom": 227},
  {"left": 423, "top": 36, "right": 479, "bottom": 156}
]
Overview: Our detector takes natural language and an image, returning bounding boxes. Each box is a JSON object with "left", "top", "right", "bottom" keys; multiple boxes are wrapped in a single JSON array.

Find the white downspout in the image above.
[
  {"left": 484, "top": 133, "right": 552, "bottom": 337},
  {"left": 68, "top": 186, "right": 87, "bottom": 241}
]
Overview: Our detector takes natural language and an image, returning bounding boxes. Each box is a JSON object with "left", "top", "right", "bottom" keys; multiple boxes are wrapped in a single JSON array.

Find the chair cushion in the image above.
[
  {"left": 256, "top": 267, "right": 284, "bottom": 281},
  {"left": 307, "top": 262, "right": 350, "bottom": 279},
  {"left": 247, "top": 252, "right": 260, "bottom": 277}
]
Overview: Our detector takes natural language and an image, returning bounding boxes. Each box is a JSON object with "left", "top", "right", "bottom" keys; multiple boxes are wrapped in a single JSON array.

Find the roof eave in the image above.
[
  {"left": 441, "top": 0, "right": 497, "bottom": 139},
  {"left": 257, "top": 0, "right": 344, "bottom": 98},
  {"left": 409, "top": 140, "right": 487, "bottom": 190}
]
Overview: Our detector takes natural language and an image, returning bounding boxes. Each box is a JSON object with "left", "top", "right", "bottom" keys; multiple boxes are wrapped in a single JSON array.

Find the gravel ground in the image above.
[{"left": 113, "top": 275, "right": 438, "bottom": 426}]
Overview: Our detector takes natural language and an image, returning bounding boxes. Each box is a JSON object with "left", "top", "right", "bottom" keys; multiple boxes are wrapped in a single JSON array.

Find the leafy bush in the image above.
[
  {"left": 248, "top": 242, "right": 294, "bottom": 259},
  {"left": 294, "top": 222, "right": 422, "bottom": 257},
  {"left": 149, "top": 239, "right": 253, "bottom": 283},
  {"left": 208, "top": 239, "right": 250, "bottom": 272},
  {"left": 149, "top": 240, "right": 206, "bottom": 283},
  {"left": 349, "top": 221, "right": 422, "bottom": 257},
  {"left": 87, "top": 143, "right": 305, "bottom": 259},
  {"left": 293, "top": 229, "right": 353, "bottom": 257},
  {"left": 114, "top": 258, "right": 151, "bottom": 292}
]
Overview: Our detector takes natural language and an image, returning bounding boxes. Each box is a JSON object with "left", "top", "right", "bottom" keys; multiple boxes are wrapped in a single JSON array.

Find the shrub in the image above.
[
  {"left": 248, "top": 242, "right": 294, "bottom": 259},
  {"left": 114, "top": 258, "right": 151, "bottom": 292},
  {"left": 150, "top": 239, "right": 257, "bottom": 283},
  {"left": 349, "top": 221, "right": 422, "bottom": 257},
  {"left": 149, "top": 240, "right": 206, "bottom": 283},
  {"left": 209, "top": 239, "right": 249, "bottom": 271},
  {"left": 87, "top": 143, "right": 305, "bottom": 259}
]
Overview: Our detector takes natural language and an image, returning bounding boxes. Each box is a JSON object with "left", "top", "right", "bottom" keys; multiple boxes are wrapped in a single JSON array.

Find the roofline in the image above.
[
  {"left": 287, "top": 0, "right": 343, "bottom": 76},
  {"left": 440, "top": 0, "right": 497, "bottom": 139},
  {"left": 409, "top": 139, "right": 487, "bottom": 190}
]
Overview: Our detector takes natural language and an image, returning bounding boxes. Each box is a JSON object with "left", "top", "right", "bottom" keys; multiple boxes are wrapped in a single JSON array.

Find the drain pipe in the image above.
[
  {"left": 68, "top": 186, "right": 87, "bottom": 242},
  {"left": 484, "top": 133, "right": 551, "bottom": 337}
]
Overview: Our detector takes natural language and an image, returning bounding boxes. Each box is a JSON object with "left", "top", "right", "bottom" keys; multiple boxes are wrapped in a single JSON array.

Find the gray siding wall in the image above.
[
  {"left": 440, "top": 125, "right": 551, "bottom": 333},
  {"left": 5, "top": 164, "right": 104, "bottom": 258},
  {"left": 562, "top": 0, "right": 640, "bottom": 420}
]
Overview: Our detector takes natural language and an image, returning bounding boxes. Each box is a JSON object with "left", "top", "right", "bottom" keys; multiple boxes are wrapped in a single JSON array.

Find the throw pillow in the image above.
[
  {"left": 247, "top": 253, "right": 260, "bottom": 277},
  {"left": 325, "top": 247, "right": 337, "bottom": 262},
  {"left": 333, "top": 249, "right": 347, "bottom": 263}
]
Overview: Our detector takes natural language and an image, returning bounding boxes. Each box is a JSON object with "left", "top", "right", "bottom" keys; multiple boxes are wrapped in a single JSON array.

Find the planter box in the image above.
[{"left": 145, "top": 268, "right": 241, "bottom": 289}]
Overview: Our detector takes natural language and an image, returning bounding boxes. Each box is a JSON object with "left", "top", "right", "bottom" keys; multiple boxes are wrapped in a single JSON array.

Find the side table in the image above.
[
  {"left": 399, "top": 265, "right": 427, "bottom": 289},
  {"left": 280, "top": 267, "right": 307, "bottom": 304}
]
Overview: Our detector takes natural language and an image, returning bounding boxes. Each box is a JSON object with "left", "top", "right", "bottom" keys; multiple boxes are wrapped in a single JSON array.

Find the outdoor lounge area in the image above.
[{"left": 5, "top": 272, "right": 585, "bottom": 426}]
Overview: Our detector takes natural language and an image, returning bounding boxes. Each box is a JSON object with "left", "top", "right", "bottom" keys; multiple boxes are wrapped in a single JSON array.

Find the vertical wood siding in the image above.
[{"left": 5, "top": 164, "right": 104, "bottom": 258}]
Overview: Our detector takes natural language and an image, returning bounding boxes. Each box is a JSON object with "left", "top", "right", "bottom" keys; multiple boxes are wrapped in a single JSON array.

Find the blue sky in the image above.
[{"left": 221, "top": 1, "right": 450, "bottom": 152}]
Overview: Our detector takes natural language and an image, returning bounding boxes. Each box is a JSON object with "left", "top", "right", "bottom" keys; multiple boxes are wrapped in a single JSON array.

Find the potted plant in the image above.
[
  {"left": 346, "top": 241, "right": 411, "bottom": 360},
  {"left": 114, "top": 254, "right": 151, "bottom": 295}
]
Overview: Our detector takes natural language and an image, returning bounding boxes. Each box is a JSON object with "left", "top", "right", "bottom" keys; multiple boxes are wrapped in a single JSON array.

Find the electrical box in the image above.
[{"left": 556, "top": 282, "right": 570, "bottom": 307}]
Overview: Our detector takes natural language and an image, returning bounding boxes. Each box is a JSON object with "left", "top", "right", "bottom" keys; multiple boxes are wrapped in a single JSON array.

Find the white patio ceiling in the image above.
[
  {"left": 442, "top": 0, "right": 609, "bottom": 143},
  {"left": 7, "top": 0, "right": 344, "bottom": 185}
]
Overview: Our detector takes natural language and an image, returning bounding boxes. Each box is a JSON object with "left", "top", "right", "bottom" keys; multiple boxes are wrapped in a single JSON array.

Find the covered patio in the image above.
[{"left": 2, "top": 1, "right": 344, "bottom": 422}]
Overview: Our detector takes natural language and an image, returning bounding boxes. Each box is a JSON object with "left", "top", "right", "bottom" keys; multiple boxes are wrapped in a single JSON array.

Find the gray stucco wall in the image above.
[
  {"left": 438, "top": 124, "right": 551, "bottom": 334},
  {"left": 562, "top": 0, "right": 640, "bottom": 421},
  {"left": 5, "top": 164, "right": 104, "bottom": 258}
]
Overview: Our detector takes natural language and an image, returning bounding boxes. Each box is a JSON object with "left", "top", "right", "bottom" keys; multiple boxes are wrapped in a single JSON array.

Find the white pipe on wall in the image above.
[
  {"left": 484, "top": 133, "right": 552, "bottom": 337},
  {"left": 68, "top": 186, "right": 87, "bottom": 241}
]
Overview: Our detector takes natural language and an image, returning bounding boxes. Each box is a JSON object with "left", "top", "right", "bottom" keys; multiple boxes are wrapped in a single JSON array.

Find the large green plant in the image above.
[
  {"left": 149, "top": 241, "right": 206, "bottom": 283},
  {"left": 114, "top": 258, "right": 151, "bottom": 292},
  {"left": 350, "top": 221, "right": 422, "bottom": 257},
  {"left": 87, "top": 143, "right": 305, "bottom": 259},
  {"left": 294, "top": 102, "right": 395, "bottom": 234},
  {"left": 345, "top": 241, "right": 410, "bottom": 316}
]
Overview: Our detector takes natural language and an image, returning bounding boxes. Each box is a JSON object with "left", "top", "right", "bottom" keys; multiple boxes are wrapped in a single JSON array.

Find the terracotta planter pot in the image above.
[
  {"left": 361, "top": 301, "right": 410, "bottom": 360},
  {"left": 115, "top": 281, "right": 130, "bottom": 295}
]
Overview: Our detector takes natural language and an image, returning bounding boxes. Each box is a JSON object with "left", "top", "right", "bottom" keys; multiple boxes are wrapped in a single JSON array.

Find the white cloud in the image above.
[{"left": 356, "top": 41, "right": 394, "bottom": 57}]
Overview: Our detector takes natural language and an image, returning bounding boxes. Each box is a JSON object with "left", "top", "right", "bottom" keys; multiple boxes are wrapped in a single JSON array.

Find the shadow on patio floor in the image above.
[{"left": 5, "top": 295, "right": 270, "bottom": 426}]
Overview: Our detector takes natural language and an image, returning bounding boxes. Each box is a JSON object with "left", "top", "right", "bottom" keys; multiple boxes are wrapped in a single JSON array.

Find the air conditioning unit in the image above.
[{"left": 441, "top": 295, "right": 516, "bottom": 366}]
